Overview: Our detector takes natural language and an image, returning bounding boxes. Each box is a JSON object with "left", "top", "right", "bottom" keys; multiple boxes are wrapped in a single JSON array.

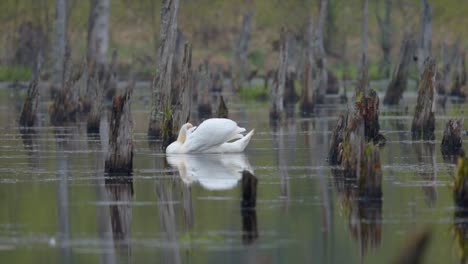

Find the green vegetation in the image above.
[{"left": 0, "top": 65, "right": 32, "bottom": 81}]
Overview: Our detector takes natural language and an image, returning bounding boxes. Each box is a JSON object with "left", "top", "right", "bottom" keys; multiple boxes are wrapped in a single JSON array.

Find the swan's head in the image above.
[{"left": 177, "top": 122, "right": 193, "bottom": 143}]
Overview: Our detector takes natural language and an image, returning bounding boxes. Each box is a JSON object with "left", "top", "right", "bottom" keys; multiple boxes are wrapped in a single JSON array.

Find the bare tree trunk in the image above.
[
  {"left": 418, "top": 0, "right": 432, "bottom": 75},
  {"left": 451, "top": 50, "right": 467, "bottom": 97},
  {"left": 270, "top": 28, "right": 288, "bottom": 121},
  {"left": 53, "top": 0, "right": 67, "bottom": 89},
  {"left": 148, "top": 0, "right": 180, "bottom": 140},
  {"left": 171, "top": 43, "right": 192, "bottom": 140},
  {"left": 436, "top": 41, "right": 451, "bottom": 95},
  {"left": 314, "top": 0, "right": 328, "bottom": 100},
  {"left": 376, "top": 0, "right": 392, "bottom": 78},
  {"left": 196, "top": 63, "right": 213, "bottom": 120},
  {"left": 299, "top": 50, "right": 315, "bottom": 115},
  {"left": 87, "top": 0, "right": 109, "bottom": 69},
  {"left": 105, "top": 82, "right": 134, "bottom": 174},
  {"left": 356, "top": 0, "right": 369, "bottom": 96},
  {"left": 411, "top": 57, "right": 436, "bottom": 140},
  {"left": 383, "top": 32, "right": 416, "bottom": 105},
  {"left": 232, "top": 10, "right": 253, "bottom": 92}
]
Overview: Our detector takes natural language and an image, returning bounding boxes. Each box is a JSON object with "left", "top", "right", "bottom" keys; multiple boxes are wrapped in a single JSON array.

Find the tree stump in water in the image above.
[
  {"left": 19, "top": 75, "right": 40, "bottom": 127},
  {"left": 270, "top": 28, "right": 287, "bottom": 121},
  {"left": 356, "top": 89, "right": 385, "bottom": 144},
  {"left": 411, "top": 57, "right": 436, "bottom": 140},
  {"left": 441, "top": 119, "right": 464, "bottom": 156},
  {"left": 105, "top": 82, "right": 134, "bottom": 175},
  {"left": 216, "top": 95, "right": 228, "bottom": 118},
  {"left": 148, "top": 0, "right": 180, "bottom": 139},
  {"left": 383, "top": 33, "right": 416, "bottom": 105}
]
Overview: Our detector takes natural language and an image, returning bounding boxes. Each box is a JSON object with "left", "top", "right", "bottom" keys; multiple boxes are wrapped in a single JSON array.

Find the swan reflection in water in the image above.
[{"left": 166, "top": 153, "right": 254, "bottom": 191}]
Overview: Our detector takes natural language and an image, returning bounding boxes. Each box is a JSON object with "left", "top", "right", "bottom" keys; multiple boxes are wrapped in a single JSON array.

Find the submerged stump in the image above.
[
  {"left": 411, "top": 57, "right": 436, "bottom": 140},
  {"left": 441, "top": 119, "right": 463, "bottom": 156},
  {"left": 105, "top": 82, "right": 134, "bottom": 175}
]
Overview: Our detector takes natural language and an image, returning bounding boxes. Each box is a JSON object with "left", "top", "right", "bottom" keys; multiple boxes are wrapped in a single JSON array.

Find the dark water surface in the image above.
[{"left": 0, "top": 85, "right": 467, "bottom": 263}]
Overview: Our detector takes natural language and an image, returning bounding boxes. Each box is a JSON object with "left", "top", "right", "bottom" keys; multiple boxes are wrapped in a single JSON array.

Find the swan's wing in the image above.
[{"left": 184, "top": 118, "right": 245, "bottom": 153}]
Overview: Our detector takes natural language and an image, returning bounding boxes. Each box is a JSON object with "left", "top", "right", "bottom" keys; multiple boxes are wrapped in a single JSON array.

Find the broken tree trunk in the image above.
[
  {"left": 148, "top": 0, "right": 180, "bottom": 139},
  {"left": 270, "top": 28, "right": 288, "bottom": 121},
  {"left": 86, "top": 65, "right": 104, "bottom": 134},
  {"left": 232, "top": 10, "right": 253, "bottom": 92},
  {"left": 52, "top": 0, "right": 67, "bottom": 89},
  {"left": 105, "top": 81, "right": 134, "bottom": 175},
  {"left": 19, "top": 72, "right": 40, "bottom": 127},
  {"left": 216, "top": 95, "right": 228, "bottom": 118},
  {"left": 299, "top": 53, "right": 315, "bottom": 116},
  {"left": 376, "top": 0, "right": 392, "bottom": 78},
  {"left": 241, "top": 170, "right": 258, "bottom": 245},
  {"left": 441, "top": 119, "right": 464, "bottom": 156},
  {"left": 411, "top": 57, "right": 436, "bottom": 140},
  {"left": 418, "top": 0, "right": 432, "bottom": 75},
  {"left": 171, "top": 43, "right": 193, "bottom": 143},
  {"left": 383, "top": 33, "right": 416, "bottom": 105}
]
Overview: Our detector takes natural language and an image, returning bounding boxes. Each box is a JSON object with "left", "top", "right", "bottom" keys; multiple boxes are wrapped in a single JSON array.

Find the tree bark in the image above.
[
  {"left": 418, "top": 0, "right": 432, "bottom": 75},
  {"left": 87, "top": 0, "right": 109, "bottom": 69},
  {"left": 105, "top": 82, "right": 134, "bottom": 175},
  {"left": 299, "top": 52, "right": 315, "bottom": 116},
  {"left": 270, "top": 28, "right": 287, "bottom": 121},
  {"left": 450, "top": 50, "right": 467, "bottom": 97},
  {"left": 196, "top": 63, "right": 213, "bottom": 120},
  {"left": 171, "top": 43, "right": 192, "bottom": 144},
  {"left": 216, "top": 95, "right": 228, "bottom": 118},
  {"left": 376, "top": 0, "right": 392, "bottom": 78},
  {"left": 356, "top": 0, "right": 369, "bottom": 96},
  {"left": 411, "top": 57, "right": 436, "bottom": 140},
  {"left": 232, "top": 10, "right": 253, "bottom": 92},
  {"left": 148, "top": 0, "right": 180, "bottom": 139},
  {"left": 53, "top": 0, "right": 67, "bottom": 89},
  {"left": 314, "top": 0, "right": 328, "bottom": 99}
]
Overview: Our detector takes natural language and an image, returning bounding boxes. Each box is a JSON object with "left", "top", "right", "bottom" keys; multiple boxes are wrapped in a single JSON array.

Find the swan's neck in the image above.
[{"left": 177, "top": 128, "right": 187, "bottom": 144}]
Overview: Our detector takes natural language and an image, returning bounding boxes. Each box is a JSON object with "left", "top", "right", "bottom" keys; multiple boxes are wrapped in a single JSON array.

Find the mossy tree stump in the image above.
[{"left": 441, "top": 119, "right": 463, "bottom": 156}]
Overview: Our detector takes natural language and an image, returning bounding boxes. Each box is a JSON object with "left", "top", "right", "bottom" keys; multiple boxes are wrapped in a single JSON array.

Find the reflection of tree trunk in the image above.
[
  {"left": 56, "top": 139, "right": 71, "bottom": 263},
  {"left": 241, "top": 171, "right": 258, "bottom": 245},
  {"left": 156, "top": 175, "right": 181, "bottom": 264},
  {"left": 272, "top": 125, "right": 289, "bottom": 207},
  {"left": 414, "top": 142, "right": 437, "bottom": 207}
]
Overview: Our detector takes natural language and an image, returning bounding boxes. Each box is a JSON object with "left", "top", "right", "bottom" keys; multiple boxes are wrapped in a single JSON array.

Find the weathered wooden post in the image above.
[
  {"left": 148, "top": 0, "right": 180, "bottom": 139},
  {"left": 105, "top": 82, "right": 134, "bottom": 175},
  {"left": 411, "top": 57, "right": 436, "bottom": 140},
  {"left": 441, "top": 119, "right": 463, "bottom": 156},
  {"left": 270, "top": 28, "right": 287, "bottom": 121},
  {"left": 383, "top": 33, "right": 417, "bottom": 105}
]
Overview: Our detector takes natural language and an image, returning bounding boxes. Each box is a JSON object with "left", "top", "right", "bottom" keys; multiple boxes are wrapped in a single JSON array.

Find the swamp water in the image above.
[{"left": 0, "top": 84, "right": 467, "bottom": 263}]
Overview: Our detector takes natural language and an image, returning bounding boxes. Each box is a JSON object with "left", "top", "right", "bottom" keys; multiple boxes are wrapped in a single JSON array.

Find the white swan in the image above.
[
  {"left": 166, "top": 118, "right": 254, "bottom": 154},
  {"left": 166, "top": 153, "right": 253, "bottom": 190}
]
